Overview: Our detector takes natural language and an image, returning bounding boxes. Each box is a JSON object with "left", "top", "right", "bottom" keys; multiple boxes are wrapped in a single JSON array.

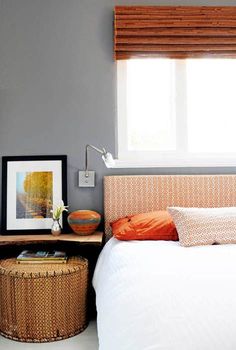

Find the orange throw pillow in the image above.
[{"left": 111, "top": 210, "right": 178, "bottom": 241}]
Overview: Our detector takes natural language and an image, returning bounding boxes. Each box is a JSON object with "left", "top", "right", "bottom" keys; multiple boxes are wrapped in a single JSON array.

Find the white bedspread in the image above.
[{"left": 93, "top": 238, "right": 236, "bottom": 350}]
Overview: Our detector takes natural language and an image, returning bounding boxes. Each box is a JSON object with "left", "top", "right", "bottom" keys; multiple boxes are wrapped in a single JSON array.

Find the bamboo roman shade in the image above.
[{"left": 114, "top": 6, "right": 236, "bottom": 60}]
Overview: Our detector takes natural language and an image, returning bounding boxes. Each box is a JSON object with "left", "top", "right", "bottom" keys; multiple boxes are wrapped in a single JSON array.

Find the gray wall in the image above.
[{"left": 0, "top": 0, "right": 236, "bottom": 226}]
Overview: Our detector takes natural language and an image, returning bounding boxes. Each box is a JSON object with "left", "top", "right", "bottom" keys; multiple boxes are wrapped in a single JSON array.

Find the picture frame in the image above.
[{"left": 1, "top": 155, "right": 67, "bottom": 235}]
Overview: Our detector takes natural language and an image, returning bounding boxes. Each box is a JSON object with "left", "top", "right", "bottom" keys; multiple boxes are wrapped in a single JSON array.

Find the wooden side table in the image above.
[
  {"left": 0, "top": 232, "right": 104, "bottom": 320},
  {"left": 0, "top": 231, "right": 104, "bottom": 247}
]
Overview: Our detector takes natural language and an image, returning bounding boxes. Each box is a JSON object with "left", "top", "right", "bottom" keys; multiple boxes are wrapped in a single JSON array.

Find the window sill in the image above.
[{"left": 110, "top": 157, "right": 236, "bottom": 168}]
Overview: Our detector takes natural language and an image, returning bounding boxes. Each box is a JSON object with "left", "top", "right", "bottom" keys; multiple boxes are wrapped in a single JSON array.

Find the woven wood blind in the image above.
[{"left": 114, "top": 6, "right": 236, "bottom": 60}]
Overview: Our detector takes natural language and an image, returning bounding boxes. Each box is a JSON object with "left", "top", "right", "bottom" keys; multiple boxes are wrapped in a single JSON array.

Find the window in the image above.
[{"left": 117, "top": 58, "right": 236, "bottom": 167}]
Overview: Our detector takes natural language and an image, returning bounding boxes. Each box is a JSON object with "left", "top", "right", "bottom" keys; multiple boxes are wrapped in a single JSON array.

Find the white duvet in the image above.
[{"left": 93, "top": 238, "right": 236, "bottom": 350}]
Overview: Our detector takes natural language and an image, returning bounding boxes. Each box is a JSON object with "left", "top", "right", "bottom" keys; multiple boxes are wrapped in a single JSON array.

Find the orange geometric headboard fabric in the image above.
[{"left": 104, "top": 175, "right": 236, "bottom": 241}]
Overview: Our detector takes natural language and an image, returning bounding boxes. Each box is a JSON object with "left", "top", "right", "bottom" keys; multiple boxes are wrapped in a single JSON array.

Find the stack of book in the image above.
[{"left": 16, "top": 250, "right": 68, "bottom": 264}]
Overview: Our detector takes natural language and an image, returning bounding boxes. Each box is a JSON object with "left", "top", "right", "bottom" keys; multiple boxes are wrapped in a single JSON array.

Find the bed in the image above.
[{"left": 93, "top": 175, "right": 236, "bottom": 350}]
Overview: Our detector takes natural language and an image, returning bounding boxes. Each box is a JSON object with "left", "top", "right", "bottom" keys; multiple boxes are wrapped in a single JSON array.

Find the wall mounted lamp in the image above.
[{"left": 79, "top": 144, "right": 115, "bottom": 187}]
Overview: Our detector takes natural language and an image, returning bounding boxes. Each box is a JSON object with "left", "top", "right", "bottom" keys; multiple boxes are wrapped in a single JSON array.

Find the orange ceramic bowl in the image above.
[{"left": 67, "top": 210, "right": 101, "bottom": 235}]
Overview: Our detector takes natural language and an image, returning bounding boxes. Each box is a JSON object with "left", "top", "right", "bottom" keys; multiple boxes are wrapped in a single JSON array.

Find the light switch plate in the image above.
[{"left": 78, "top": 171, "right": 95, "bottom": 187}]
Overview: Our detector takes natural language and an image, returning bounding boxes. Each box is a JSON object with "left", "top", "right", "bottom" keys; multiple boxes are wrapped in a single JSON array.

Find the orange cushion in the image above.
[{"left": 111, "top": 210, "right": 178, "bottom": 241}]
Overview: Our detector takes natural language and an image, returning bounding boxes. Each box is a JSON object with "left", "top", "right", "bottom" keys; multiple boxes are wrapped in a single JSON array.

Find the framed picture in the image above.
[{"left": 1, "top": 155, "right": 67, "bottom": 235}]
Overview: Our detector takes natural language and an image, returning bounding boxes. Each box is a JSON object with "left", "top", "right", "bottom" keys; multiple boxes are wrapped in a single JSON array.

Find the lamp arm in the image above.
[{"left": 85, "top": 144, "right": 106, "bottom": 176}]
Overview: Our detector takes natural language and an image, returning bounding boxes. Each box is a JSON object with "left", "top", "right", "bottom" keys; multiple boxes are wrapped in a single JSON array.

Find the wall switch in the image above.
[{"left": 78, "top": 171, "right": 95, "bottom": 187}]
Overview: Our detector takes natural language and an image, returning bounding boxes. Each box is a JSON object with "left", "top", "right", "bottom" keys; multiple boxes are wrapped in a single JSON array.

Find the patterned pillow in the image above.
[{"left": 168, "top": 207, "right": 236, "bottom": 247}]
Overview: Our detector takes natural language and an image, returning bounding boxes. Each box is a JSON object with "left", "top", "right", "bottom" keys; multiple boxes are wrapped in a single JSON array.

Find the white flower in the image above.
[{"left": 51, "top": 200, "right": 69, "bottom": 220}]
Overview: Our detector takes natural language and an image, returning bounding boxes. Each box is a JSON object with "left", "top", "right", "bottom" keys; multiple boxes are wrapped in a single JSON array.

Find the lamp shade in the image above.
[{"left": 102, "top": 152, "right": 115, "bottom": 168}]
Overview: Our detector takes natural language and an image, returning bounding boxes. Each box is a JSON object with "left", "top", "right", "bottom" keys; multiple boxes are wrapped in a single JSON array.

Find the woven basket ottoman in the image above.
[{"left": 0, "top": 256, "right": 88, "bottom": 342}]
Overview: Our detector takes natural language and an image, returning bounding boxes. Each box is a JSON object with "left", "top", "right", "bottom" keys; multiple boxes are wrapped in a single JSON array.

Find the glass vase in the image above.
[{"left": 51, "top": 219, "right": 61, "bottom": 236}]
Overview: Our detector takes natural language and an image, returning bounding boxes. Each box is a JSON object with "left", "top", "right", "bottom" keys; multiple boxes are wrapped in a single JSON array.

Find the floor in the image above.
[{"left": 0, "top": 320, "right": 98, "bottom": 350}]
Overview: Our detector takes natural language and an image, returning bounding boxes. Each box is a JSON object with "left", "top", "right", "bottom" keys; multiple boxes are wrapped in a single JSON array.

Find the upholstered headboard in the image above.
[{"left": 104, "top": 175, "right": 236, "bottom": 241}]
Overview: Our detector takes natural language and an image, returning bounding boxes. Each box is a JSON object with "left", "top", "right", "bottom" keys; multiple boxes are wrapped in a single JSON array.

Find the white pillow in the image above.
[{"left": 168, "top": 207, "right": 236, "bottom": 247}]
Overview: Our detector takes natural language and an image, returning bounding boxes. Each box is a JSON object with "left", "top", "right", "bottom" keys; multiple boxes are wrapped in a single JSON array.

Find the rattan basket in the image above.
[{"left": 0, "top": 256, "right": 88, "bottom": 342}]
